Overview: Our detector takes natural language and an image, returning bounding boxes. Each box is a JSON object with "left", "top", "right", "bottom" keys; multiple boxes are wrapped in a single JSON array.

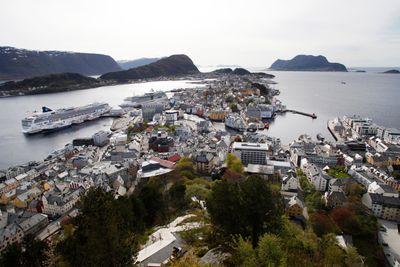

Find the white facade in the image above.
[
  {"left": 281, "top": 175, "right": 298, "bottom": 191},
  {"left": 302, "top": 162, "right": 330, "bottom": 191}
]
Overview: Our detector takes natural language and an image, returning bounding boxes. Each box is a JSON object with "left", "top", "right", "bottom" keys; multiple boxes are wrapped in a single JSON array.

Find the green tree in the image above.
[
  {"left": 230, "top": 103, "right": 239, "bottom": 112},
  {"left": 21, "top": 234, "right": 49, "bottom": 267},
  {"left": 175, "top": 157, "right": 196, "bottom": 180},
  {"left": 56, "top": 187, "right": 139, "bottom": 267},
  {"left": 344, "top": 246, "right": 364, "bottom": 267},
  {"left": 0, "top": 234, "right": 49, "bottom": 267},
  {"left": 257, "top": 234, "right": 286, "bottom": 267},
  {"left": 207, "top": 176, "right": 283, "bottom": 247},
  {"left": 230, "top": 237, "right": 258, "bottom": 267},
  {"left": 138, "top": 182, "right": 166, "bottom": 226},
  {"left": 0, "top": 243, "right": 23, "bottom": 267},
  {"left": 225, "top": 153, "right": 244, "bottom": 175},
  {"left": 168, "top": 181, "right": 187, "bottom": 211}
]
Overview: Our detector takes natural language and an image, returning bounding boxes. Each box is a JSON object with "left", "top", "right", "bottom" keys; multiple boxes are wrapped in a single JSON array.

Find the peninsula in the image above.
[
  {"left": 0, "top": 73, "right": 105, "bottom": 96},
  {"left": 117, "top": 58, "right": 160, "bottom": 70},
  {"left": 0, "top": 46, "right": 121, "bottom": 80},
  {"left": 270, "top": 55, "right": 347, "bottom": 72}
]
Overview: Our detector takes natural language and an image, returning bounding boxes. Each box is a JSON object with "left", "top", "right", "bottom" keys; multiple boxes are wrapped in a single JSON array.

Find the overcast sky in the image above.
[{"left": 1, "top": 0, "right": 399, "bottom": 67}]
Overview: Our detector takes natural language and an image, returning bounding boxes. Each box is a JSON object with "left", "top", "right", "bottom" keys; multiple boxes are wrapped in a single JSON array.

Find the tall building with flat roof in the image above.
[{"left": 232, "top": 142, "right": 269, "bottom": 165}]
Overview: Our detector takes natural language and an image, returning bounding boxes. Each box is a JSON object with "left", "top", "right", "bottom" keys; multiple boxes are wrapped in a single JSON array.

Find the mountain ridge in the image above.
[
  {"left": 0, "top": 46, "right": 122, "bottom": 80},
  {"left": 117, "top": 58, "right": 160, "bottom": 70}
]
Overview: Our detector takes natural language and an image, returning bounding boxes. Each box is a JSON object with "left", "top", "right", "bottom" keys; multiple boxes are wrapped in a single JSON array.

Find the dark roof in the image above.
[
  {"left": 380, "top": 184, "right": 399, "bottom": 194},
  {"left": 195, "top": 153, "right": 213, "bottom": 163},
  {"left": 328, "top": 191, "right": 347, "bottom": 202},
  {"left": 330, "top": 178, "right": 353, "bottom": 186},
  {"left": 369, "top": 193, "right": 400, "bottom": 208}
]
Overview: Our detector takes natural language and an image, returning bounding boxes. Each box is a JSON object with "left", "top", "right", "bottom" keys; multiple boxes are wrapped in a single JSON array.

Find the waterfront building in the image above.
[
  {"left": 92, "top": 131, "right": 110, "bottom": 147},
  {"left": 142, "top": 103, "right": 164, "bottom": 121}
]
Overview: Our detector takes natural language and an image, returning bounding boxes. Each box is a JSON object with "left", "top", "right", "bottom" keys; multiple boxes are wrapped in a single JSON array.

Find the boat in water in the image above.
[
  {"left": 225, "top": 113, "right": 247, "bottom": 132},
  {"left": 120, "top": 90, "right": 168, "bottom": 108},
  {"left": 21, "top": 103, "right": 111, "bottom": 134}
]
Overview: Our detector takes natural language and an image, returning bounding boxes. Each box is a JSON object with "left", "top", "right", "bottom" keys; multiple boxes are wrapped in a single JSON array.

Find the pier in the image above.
[{"left": 277, "top": 109, "right": 317, "bottom": 119}]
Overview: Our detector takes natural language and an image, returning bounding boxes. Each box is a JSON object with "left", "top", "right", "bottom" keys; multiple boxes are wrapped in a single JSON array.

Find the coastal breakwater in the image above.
[{"left": 276, "top": 109, "right": 317, "bottom": 119}]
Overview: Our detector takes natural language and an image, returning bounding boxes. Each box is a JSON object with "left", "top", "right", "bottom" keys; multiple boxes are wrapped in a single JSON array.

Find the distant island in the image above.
[
  {"left": 383, "top": 69, "right": 400, "bottom": 74},
  {"left": 117, "top": 58, "right": 160, "bottom": 70},
  {"left": 270, "top": 55, "right": 347, "bottom": 72},
  {"left": 0, "top": 46, "right": 121, "bottom": 80},
  {"left": 100, "top": 54, "right": 200, "bottom": 81},
  {"left": 0, "top": 73, "right": 105, "bottom": 96}
]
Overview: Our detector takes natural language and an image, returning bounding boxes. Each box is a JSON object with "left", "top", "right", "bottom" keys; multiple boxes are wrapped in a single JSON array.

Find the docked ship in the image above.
[
  {"left": 21, "top": 103, "right": 111, "bottom": 134},
  {"left": 225, "top": 114, "right": 247, "bottom": 132},
  {"left": 120, "top": 90, "right": 168, "bottom": 108}
]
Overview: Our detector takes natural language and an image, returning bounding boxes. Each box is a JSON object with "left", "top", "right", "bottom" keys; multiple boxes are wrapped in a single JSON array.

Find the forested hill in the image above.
[
  {"left": 0, "top": 46, "right": 121, "bottom": 80},
  {"left": 100, "top": 54, "right": 200, "bottom": 81},
  {"left": 0, "top": 73, "right": 102, "bottom": 96}
]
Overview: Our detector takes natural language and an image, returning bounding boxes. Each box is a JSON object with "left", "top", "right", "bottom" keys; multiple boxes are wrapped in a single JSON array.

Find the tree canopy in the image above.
[{"left": 207, "top": 175, "right": 283, "bottom": 247}]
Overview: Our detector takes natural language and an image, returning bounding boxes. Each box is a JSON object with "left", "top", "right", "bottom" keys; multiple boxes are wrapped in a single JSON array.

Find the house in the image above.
[
  {"left": 92, "top": 131, "right": 110, "bottom": 147},
  {"left": 285, "top": 196, "right": 304, "bottom": 217},
  {"left": 197, "top": 120, "right": 212, "bottom": 133},
  {"left": 208, "top": 110, "right": 227, "bottom": 122},
  {"left": 194, "top": 153, "right": 214, "bottom": 174},
  {"left": 368, "top": 182, "right": 399, "bottom": 197},
  {"left": 165, "top": 110, "right": 179, "bottom": 124},
  {"left": 0, "top": 222, "right": 24, "bottom": 252},
  {"left": 328, "top": 178, "right": 353, "bottom": 193},
  {"left": 281, "top": 175, "right": 298, "bottom": 191},
  {"left": 41, "top": 187, "right": 84, "bottom": 216},
  {"left": 362, "top": 193, "right": 400, "bottom": 221},
  {"left": 167, "top": 154, "right": 181, "bottom": 163},
  {"left": 0, "top": 212, "right": 48, "bottom": 252},
  {"left": 148, "top": 134, "right": 174, "bottom": 153},
  {"left": 302, "top": 162, "right": 331, "bottom": 192},
  {"left": 13, "top": 187, "right": 42, "bottom": 208},
  {"left": 325, "top": 191, "right": 347, "bottom": 208}
]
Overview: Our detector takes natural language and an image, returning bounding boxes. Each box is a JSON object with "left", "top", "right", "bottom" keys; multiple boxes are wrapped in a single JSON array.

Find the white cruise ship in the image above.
[
  {"left": 225, "top": 113, "right": 247, "bottom": 132},
  {"left": 120, "top": 90, "right": 168, "bottom": 108},
  {"left": 21, "top": 103, "right": 111, "bottom": 134}
]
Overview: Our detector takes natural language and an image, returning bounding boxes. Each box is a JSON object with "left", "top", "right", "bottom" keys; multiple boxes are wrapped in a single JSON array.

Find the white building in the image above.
[
  {"left": 42, "top": 187, "right": 84, "bottom": 216},
  {"left": 302, "top": 162, "right": 330, "bottom": 191},
  {"left": 281, "top": 175, "right": 298, "bottom": 191},
  {"left": 165, "top": 110, "right": 179, "bottom": 124},
  {"left": 368, "top": 181, "right": 399, "bottom": 198}
]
